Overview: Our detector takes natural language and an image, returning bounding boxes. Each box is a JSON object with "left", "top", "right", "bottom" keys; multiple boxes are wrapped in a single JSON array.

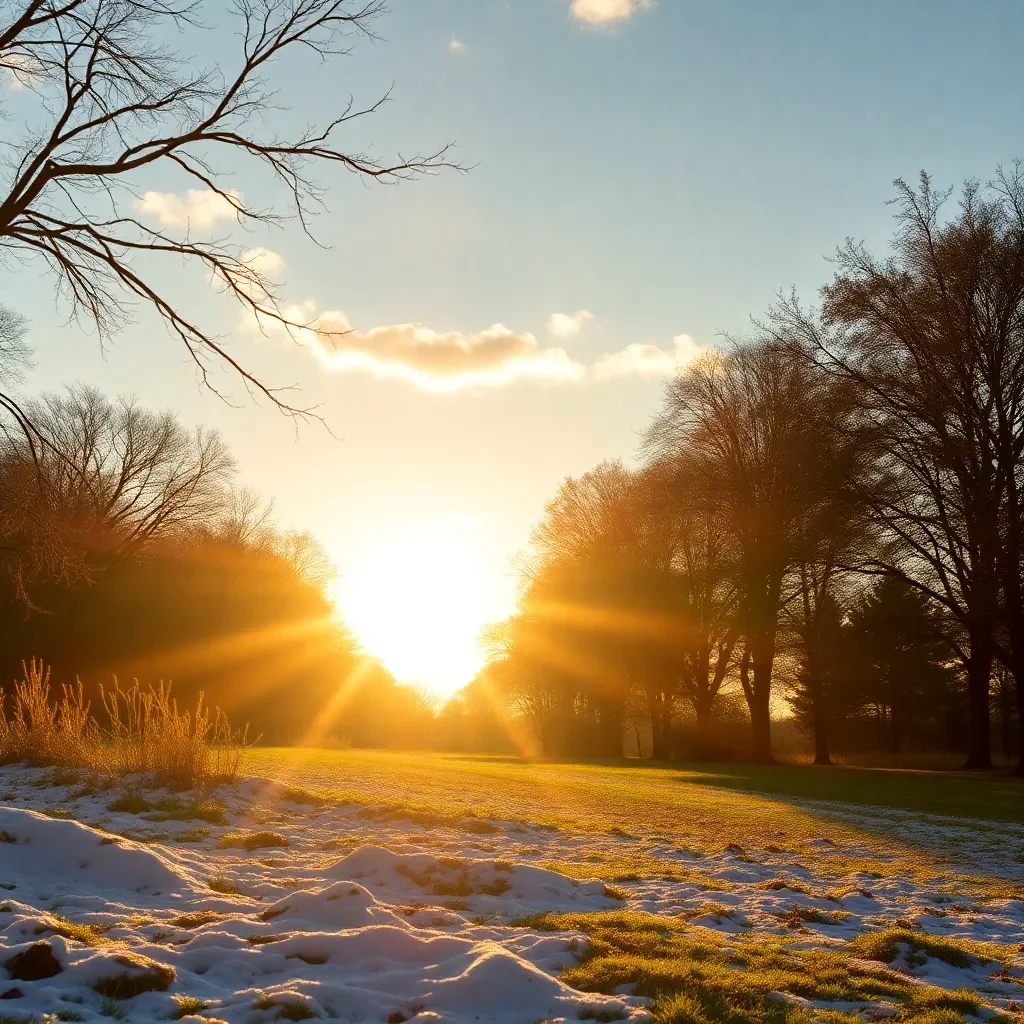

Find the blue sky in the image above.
[{"left": 4, "top": 0, "right": 1024, "bottom": 686}]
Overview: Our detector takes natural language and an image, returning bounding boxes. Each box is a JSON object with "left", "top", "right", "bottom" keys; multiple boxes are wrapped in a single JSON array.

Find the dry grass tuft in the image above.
[{"left": 0, "top": 658, "right": 248, "bottom": 790}]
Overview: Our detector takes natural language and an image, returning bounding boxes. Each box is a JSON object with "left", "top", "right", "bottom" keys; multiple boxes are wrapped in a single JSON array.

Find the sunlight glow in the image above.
[{"left": 333, "top": 516, "right": 512, "bottom": 700}]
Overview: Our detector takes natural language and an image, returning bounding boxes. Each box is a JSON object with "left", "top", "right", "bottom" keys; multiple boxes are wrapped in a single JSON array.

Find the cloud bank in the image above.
[
  {"left": 237, "top": 251, "right": 701, "bottom": 391},
  {"left": 570, "top": 0, "right": 653, "bottom": 25},
  {"left": 134, "top": 189, "right": 240, "bottom": 229},
  {"left": 299, "top": 312, "right": 587, "bottom": 391}
]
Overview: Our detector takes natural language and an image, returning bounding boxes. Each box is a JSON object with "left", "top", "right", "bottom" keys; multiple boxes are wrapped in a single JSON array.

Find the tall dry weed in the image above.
[
  {"left": 101, "top": 679, "right": 247, "bottom": 789},
  {"left": 0, "top": 659, "right": 247, "bottom": 789},
  {"left": 0, "top": 659, "right": 100, "bottom": 769}
]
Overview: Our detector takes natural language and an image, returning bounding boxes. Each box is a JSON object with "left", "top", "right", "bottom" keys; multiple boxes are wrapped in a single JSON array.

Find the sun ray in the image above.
[{"left": 334, "top": 518, "right": 513, "bottom": 700}]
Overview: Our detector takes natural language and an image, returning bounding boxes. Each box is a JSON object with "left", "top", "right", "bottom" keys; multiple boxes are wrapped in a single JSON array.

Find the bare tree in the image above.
[
  {"left": 645, "top": 343, "right": 829, "bottom": 762},
  {"left": 644, "top": 455, "right": 738, "bottom": 736},
  {"left": 779, "top": 171, "right": 1024, "bottom": 770},
  {"left": 772, "top": 354, "right": 872, "bottom": 765},
  {"left": 276, "top": 528, "right": 335, "bottom": 595},
  {"left": 0, "top": 306, "right": 87, "bottom": 604},
  {"left": 0, "top": 385, "right": 235, "bottom": 567},
  {"left": 0, "top": 0, "right": 455, "bottom": 415}
]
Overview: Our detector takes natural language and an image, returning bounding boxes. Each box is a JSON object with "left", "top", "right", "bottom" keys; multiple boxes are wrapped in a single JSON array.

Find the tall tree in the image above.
[
  {"left": 781, "top": 171, "right": 1024, "bottom": 768},
  {"left": 776, "top": 361, "right": 871, "bottom": 765},
  {"left": 650, "top": 455, "right": 738, "bottom": 737},
  {"left": 645, "top": 343, "right": 828, "bottom": 762},
  {"left": 842, "top": 577, "right": 955, "bottom": 755}
]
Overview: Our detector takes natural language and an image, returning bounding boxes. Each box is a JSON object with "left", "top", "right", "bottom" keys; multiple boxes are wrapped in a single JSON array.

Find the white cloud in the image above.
[
  {"left": 307, "top": 315, "right": 585, "bottom": 391},
  {"left": 243, "top": 293, "right": 584, "bottom": 393},
  {"left": 134, "top": 188, "right": 240, "bottom": 229},
  {"left": 449, "top": 37, "right": 466, "bottom": 53},
  {"left": 547, "top": 310, "right": 595, "bottom": 338},
  {"left": 570, "top": 0, "right": 653, "bottom": 25},
  {"left": 592, "top": 334, "right": 705, "bottom": 379},
  {"left": 240, "top": 247, "right": 286, "bottom": 280},
  {"left": 231, "top": 252, "right": 698, "bottom": 391}
]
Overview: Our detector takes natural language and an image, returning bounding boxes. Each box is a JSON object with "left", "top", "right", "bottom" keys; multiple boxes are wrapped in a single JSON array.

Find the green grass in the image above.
[
  {"left": 242, "top": 749, "right": 1024, "bottom": 890},
  {"left": 515, "top": 911, "right": 983, "bottom": 1024},
  {"left": 849, "top": 928, "right": 1005, "bottom": 968},
  {"left": 144, "top": 797, "right": 226, "bottom": 824},
  {"left": 247, "top": 748, "right": 1024, "bottom": 825}
]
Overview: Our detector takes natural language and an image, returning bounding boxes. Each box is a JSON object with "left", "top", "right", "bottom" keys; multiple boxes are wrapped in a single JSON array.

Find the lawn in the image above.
[{"left": 244, "top": 749, "right": 1024, "bottom": 880}]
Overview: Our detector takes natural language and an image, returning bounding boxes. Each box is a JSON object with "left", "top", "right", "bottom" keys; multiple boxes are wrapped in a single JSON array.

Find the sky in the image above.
[{"left": 4, "top": 0, "right": 1024, "bottom": 694}]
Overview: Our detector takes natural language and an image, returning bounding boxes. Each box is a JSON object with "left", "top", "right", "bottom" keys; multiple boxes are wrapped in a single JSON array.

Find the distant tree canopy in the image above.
[
  {"left": 486, "top": 170, "right": 1024, "bottom": 772},
  {"left": 0, "top": 385, "right": 398, "bottom": 744}
]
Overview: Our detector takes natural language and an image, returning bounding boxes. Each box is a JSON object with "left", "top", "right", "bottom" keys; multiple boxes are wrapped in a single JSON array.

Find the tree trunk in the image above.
[
  {"left": 1004, "top": 652, "right": 1024, "bottom": 775},
  {"left": 811, "top": 687, "right": 832, "bottom": 765},
  {"left": 648, "top": 689, "right": 670, "bottom": 760},
  {"left": 803, "top": 644, "right": 832, "bottom": 766},
  {"left": 963, "top": 627, "right": 994, "bottom": 770},
  {"left": 693, "top": 690, "right": 714, "bottom": 726},
  {"left": 740, "top": 645, "right": 774, "bottom": 763},
  {"left": 598, "top": 698, "right": 623, "bottom": 759},
  {"left": 748, "top": 687, "right": 773, "bottom": 763},
  {"left": 997, "top": 566, "right": 1024, "bottom": 773}
]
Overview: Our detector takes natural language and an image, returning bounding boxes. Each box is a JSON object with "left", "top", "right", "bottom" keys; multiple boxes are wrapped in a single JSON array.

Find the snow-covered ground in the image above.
[{"left": 1, "top": 764, "right": 1022, "bottom": 1023}]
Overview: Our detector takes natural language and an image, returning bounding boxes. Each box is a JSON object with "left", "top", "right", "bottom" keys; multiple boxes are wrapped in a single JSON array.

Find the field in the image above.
[
  {"left": 246, "top": 749, "right": 1024, "bottom": 886},
  {"left": 0, "top": 751, "right": 1022, "bottom": 1023}
]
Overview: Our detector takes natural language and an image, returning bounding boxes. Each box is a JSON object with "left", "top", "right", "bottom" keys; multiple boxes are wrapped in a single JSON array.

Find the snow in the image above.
[
  {"left": 0, "top": 771, "right": 644, "bottom": 1023},
  {"left": 1, "top": 763, "right": 1023, "bottom": 1022}
]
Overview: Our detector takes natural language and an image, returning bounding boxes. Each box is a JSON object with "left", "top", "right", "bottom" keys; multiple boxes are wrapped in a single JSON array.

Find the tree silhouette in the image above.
[{"left": 0, "top": 0, "right": 455, "bottom": 416}]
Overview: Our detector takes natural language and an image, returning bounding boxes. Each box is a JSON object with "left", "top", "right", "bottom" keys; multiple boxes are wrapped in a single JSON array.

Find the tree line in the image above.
[
  {"left": 0, "top": 369, "right": 440, "bottom": 745},
  {"left": 482, "top": 171, "right": 1024, "bottom": 772}
]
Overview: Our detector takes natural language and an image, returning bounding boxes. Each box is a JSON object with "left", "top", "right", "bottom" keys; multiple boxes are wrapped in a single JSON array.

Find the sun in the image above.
[{"left": 332, "top": 516, "right": 511, "bottom": 700}]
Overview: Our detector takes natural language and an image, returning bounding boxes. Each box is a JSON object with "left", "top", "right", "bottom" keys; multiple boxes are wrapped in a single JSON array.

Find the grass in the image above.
[
  {"left": 515, "top": 910, "right": 983, "bottom": 1024},
  {"left": 208, "top": 875, "right": 243, "bottom": 895},
  {"left": 251, "top": 993, "right": 316, "bottom": 1020},
  {"left": 170, "top": 995, "right": 210, "bottom": 1019},
  {"left": 107, "top": 793, "right": 154, "bottom": 814},
  {"left": 546, "top": 856, "right": 731, "bottom": 888},
  {"left": 144, "top": 797, "right": 226, "bottom": 824},
  {"left": 243, "top": 749, "right": 1024, "bottom": 888},
  {"left": 0, "top": 658, "right": 247, "bottom": 789},
  {"left": 849, "top": 928, "right": 1005, "bottom": 968},
  {"left": 91, "top": 952, "right": 175, "bottom": 998},
  {"left": 35, "top": 914, "right": 109, "bottom": 946},
  {"left": 218, "top": 830, "right": 290, "bottom": 850}
]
